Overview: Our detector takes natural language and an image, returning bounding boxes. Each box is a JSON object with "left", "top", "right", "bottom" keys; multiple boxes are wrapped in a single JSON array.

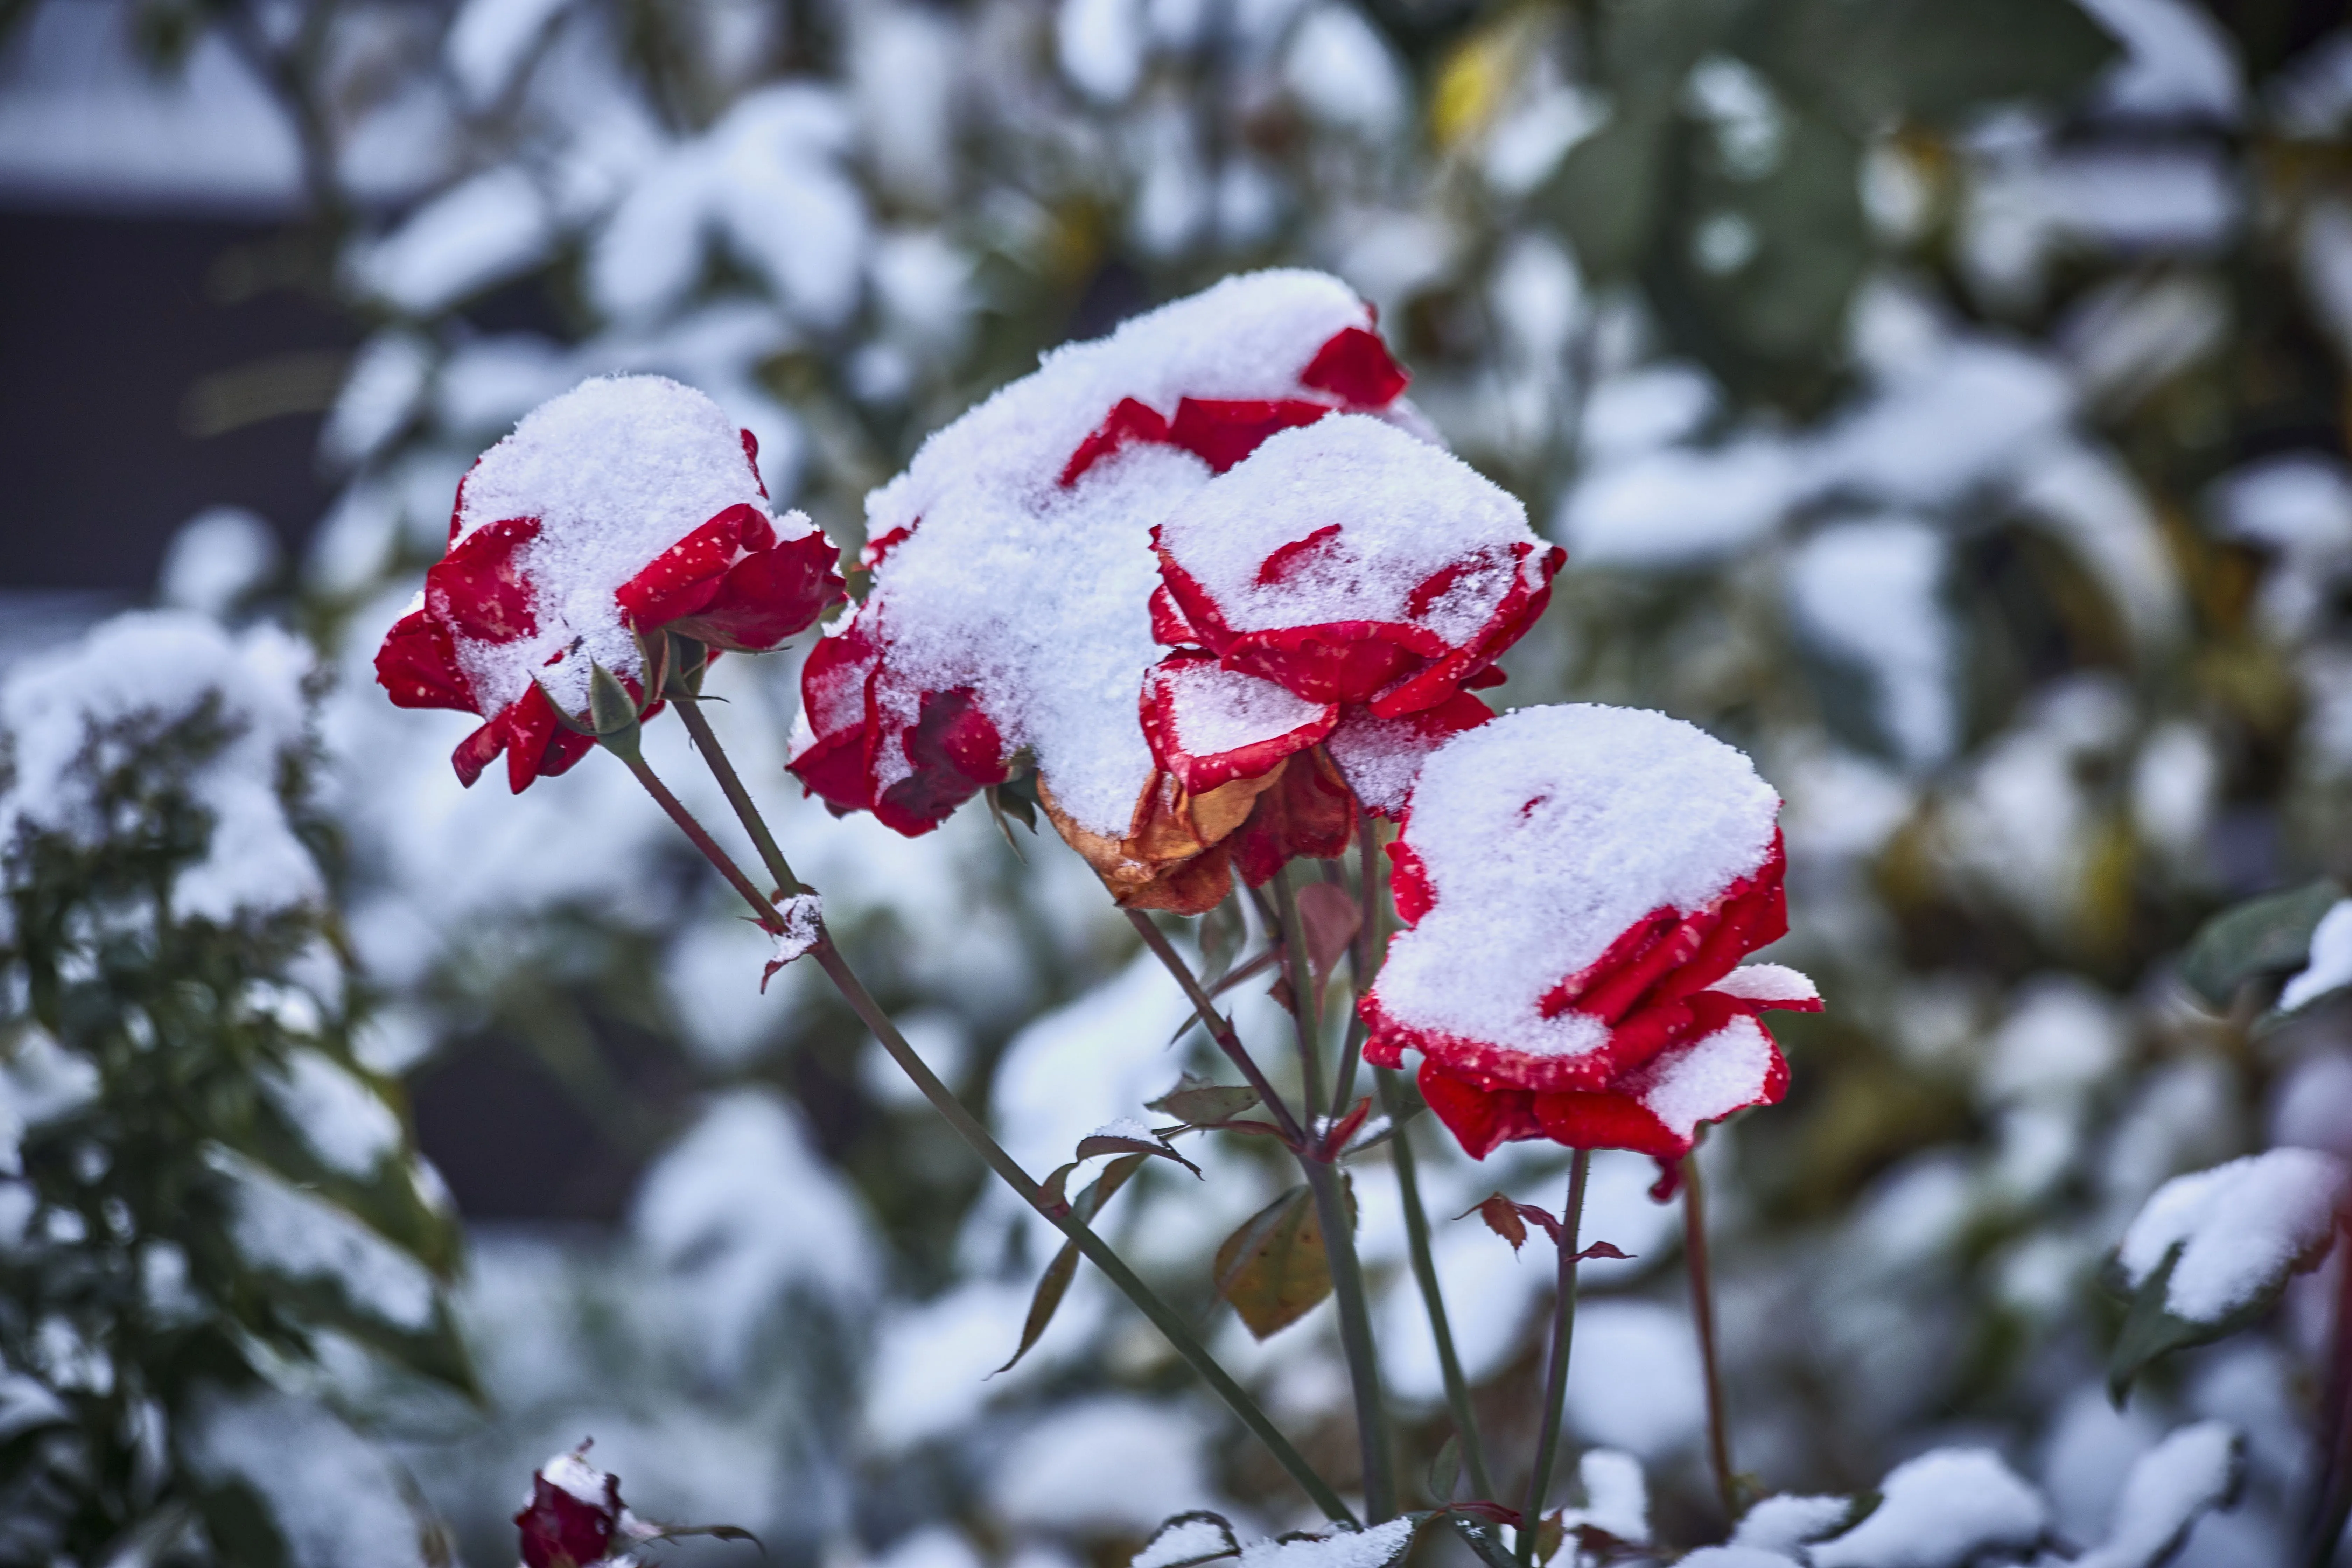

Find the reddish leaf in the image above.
[
  {"left": 1318, "top": 1097, "right": 1373, "bottom": 1160},
  {"left": 1296, "top": 880, "right": 1363, "bottom": 990},
  {"left": 1460, "top": 1194, "right": 1528, "bottom": 1253},
  {"left": 1574, "top": 1241, "right": 1633, "bottom": 1263}
]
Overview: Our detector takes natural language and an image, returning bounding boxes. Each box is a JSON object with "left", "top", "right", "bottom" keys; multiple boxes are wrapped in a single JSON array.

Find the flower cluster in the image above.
[
  {"left": 788, "top": 271, "right": 1561, "bottom": 911},
  {"left": 376, "top": 376, "right": 843, "bottom": 792},
  {"left": 1362, "top": 705, "right": 1819, "bottom": 1160}
]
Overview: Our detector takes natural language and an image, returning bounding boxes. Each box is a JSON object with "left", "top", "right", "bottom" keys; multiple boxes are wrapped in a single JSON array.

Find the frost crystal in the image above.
[{"left": 2117, "top": 1147, "right": 2346, "bottom": 1322}]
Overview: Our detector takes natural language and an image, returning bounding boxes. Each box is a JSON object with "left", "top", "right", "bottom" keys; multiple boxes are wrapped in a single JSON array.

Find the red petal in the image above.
[
  {"left": 670, "top": 528, "right": 846, "bottom": 651},
  {"left": 1061, "top": 397, "right": 1172, "bottom": 486},
  {"left": 1417, "top": 1060, "right": 1542, "bottom": 1160},
  {"left": 1254, "top": 523, "right": 1343, "bottom": 586},
  {"left": 426, "top": 515, "right": 541, "bottom": 645},
  {"left": 375, "top": 609, "right": 475, "bottom": 712},
  {"left": 1300, "top": 326, "right": 1409, "bottom": 407},
  {"left": 1387, "top": 838, "right": 1435, "bottom": 924},
  {"left": 1529, "top": 1090, "right": 1685, "bottom": 1159},
  {"left": 1149, "top": 583, "right": 1201, "bottom": 647},
  {"left": 790, "top": 619, "right": 885, "bottom": 814},
  {"left": 614, "top": 505, "right": 753, "bottom": 633},
  {"left": 875, "top": 686, "right": 1009, "bottom": 835},
  {"left": 1229, "top": 749, "right": 1353, "bottom": 887},
  {"left": 1167, "top": 396, "right": 1334, "bottom": 474},
  {"left": 503, "top": 685, "right": 564, "bottom": 795},
  {"left": 740, "top": 428, "right": 769, "bottom": 498},
  {"left": 1140, "top": 655, "right": 1338, "bottom": 795},
  {"left": 863, "top": 523, "right": 915, "bottom": 570},
  {"left": 451, "top": 719, "right": 503, "bottom": 788}
]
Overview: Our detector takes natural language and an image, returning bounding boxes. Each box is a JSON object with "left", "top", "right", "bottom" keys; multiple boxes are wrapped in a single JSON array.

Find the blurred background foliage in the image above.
[{"left": 5, "top": 0, "right": 2352, "bottom": 1561}]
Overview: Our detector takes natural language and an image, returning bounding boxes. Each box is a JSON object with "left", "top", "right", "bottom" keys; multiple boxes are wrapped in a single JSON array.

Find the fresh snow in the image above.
[
  {"left": 1555, "top": 1448, "right": 1648, "bottom": 1542},
  {"left": 1235, "top": 1517, "right": 1415, "bottom": 1568},
  {"left": 1133, "top": 1516, "right": 1237, "bottom": 1568},
  {"left": 769, "top": 891, "right": 825, "bottom": 969},
  {"left": 1154, "top": 414, "right": 1537, "bottom": 644},
  {"left": 0, "top": 611, "right": 319, "bottom": 924},
  {"left": 840, "top": 269, "right": 1379, "bottom": 837},
  {"left": 1629, "top": 1014, "right": 1780, "bottom": 1143},
  {"left": 262, "top": 1049, "right": 401, "bottom": 1178},
  {"left": 2071, "top": 1421, "right": 2241, "bottom": 1568},
  {"left": 451, "top": 374, "right": 817, "bottom": 717},
  {"left": 211, "top": 1148, "right": 438, "bottom": 1331},
  {"left": 1808, "top": 1448, "right": 2047, "bottom": 1568},
  {"left": 1374, "top": 704, "right": 1780, "bottom": 1061},
  {"left": 2117, "top": 1148, "right": 2346, "bottom": 1322},
  {"left": 2279, "top": 897, "right": 2352, "bottom": 1011},
  {"left": 1157, "top": 660, "right": 1331, "bottom": 761},
  {"left": 1731, "top": 1494, "right": 1855, "bottom": 1551}
]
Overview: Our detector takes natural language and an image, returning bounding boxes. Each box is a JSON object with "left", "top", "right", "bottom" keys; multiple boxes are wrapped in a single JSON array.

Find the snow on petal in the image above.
[{"left": 2117, "top": 1148, "right": 2346, "bottom": 1323}]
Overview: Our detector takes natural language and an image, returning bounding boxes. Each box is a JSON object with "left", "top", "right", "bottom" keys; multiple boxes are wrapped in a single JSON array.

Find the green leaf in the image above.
[
  {"left": 1149, "top": 1075, "right": 1261, "bottom": 1127},
  {"left": 1540, "top": 98, "right": 1676, "bottom": 280},
  {"left": 1428, "top": 1432, "right": 1462, "bottom": 1505},
  {"left": 663, "top": 631, "right": 709, "bottom": 698},
  {"left": 1213, "top": 1185, "right": 1332, "bottom": 1339},
  {"left": 995, "top": 1154, "right": 1149, "bottom": 1375},
  {"left": 1762, "top": 0, "right": 2121, "bottom": 131},
  {"left": 2105, "top": 1236, "right": 2326, "bottom": 1402},
  {"left": 2177, "top": 878, "right": 2343, "bottom": 1011}
]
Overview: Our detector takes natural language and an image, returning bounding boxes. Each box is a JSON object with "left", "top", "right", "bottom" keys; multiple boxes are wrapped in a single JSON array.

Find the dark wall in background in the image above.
[{"left": 0, "top": 206, "right": 353, "bottom": 589}]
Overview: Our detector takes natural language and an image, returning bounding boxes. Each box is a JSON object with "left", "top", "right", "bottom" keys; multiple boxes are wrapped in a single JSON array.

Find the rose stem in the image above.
[
  {"left": 1520, "top": 1149, "right": 1593, "bottom": 1567},
  {"left": 629, "top": 730, "right": 1357, "bottom": 1527},
  {"left": 1325, "top": 813, "right": 1382, "bottom": 1121},
  {"left": 1272, "top": 866, "right": 1330, "bottom": 1118},
  {"left": 1378, "top": 1065, "right": 1497, "bottom": 1504},
  {"left": 672, "top": 689, "right": 804, "bottom": 898},
  {"left": 1345, "top": 817, "right": 1494, "bottom": 1501},
  {"left": 1276, "top": 862, "right": 1397, "bottom": 1521},
  {"left": 1125, "top": 909, "right": 1308, "bottom": 1147},
  {"left": 1682, "top": 1142, "right": 1740, "bottom": 1524},
  {"left": 616, "top": 754, "right": 783, "bottom": 930}
]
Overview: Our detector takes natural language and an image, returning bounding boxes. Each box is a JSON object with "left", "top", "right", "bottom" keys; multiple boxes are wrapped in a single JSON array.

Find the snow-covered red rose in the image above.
[
  {"left": 515, "top": 1447, "right": 627, "bottom": 1568},
  {"left": 376, "top": 376, "right": 843, "bottom": 793},
  {"left": 788, "top": 270, "right": 1420, "bottom": 911},
  {"left": 1361, "top": 704, "right": 1820, "bottom": 1161}
]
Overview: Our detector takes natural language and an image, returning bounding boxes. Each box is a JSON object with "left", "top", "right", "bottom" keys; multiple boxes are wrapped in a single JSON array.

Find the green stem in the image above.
[
  {"left": 812, "top": 937, "right": 1358, "bottom": 1526},
  {"left": 1327, "top": 815, "right": 1383, "bottom": 1121},
  {"left": 1272, "top": 866, "right": 1329, "bottom": 1118},
  {"left": 1520, "top": 1151, "right": 1592, "bottom": 1566},
  {"left": 1125, "top": 909, "right": 1308, "bottom": 1148},
  {"left": 673, "top": 690, "right": 803, "bottom": 898},
  {"left": 1379, "top": 1067, "right": 1496, "bottom": 1504},
  {"left": 632, "top": 733, "right": 1356, "bottom": 1526},
  {"left": 1275, "top": 863, "right": 1394, "bottom": 1519},
  {"left": 1683, "top": 1145, "right": 1739, "bottom": 1522},
  {"left": 618, "top": 754, "right": 782, "bottom": 931}
]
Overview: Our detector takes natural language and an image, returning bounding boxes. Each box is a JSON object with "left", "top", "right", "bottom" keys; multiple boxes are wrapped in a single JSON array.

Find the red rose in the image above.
[
  {"left": 515, "top": 1448, "right": 625, "bottom": 1568},
  {"left": 1149, "top": 415, "right": 1563, "bottom": 720},
  {"left": 377, "top": 376, "right": 843, "bottom": 793},
  {"left": 1361, "top": 704, "right": 1820, "bottom": 1161},
  {"left": 788, "top": 271, "right": 1412, "bottom": 910}
]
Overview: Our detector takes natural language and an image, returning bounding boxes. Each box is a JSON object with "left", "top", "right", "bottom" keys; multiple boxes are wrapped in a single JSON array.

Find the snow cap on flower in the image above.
[
  {"left": 516, "top": 1445, "right": 626, "bottom": 1568},
  {"left": 1150, "top": 415, "right": 1562, "bottom": 716},
  {"left": 375, "top": 375, "right": 843, "bottom": 794},
  {"left": 789, "top": 269, "right": 1412, "bottom": 911},
  {"left": 1363, "top": 704, "right": 1818, "bottom": 1160}
]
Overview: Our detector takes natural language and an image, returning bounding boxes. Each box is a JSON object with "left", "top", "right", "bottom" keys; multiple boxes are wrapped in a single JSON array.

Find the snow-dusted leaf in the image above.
[
  {"left": 1133, "top": 1512, "right": 1241, "bottom": 1568},
  {"left": 1213, "top": 1184, "right": 1332, "bottom": 1339},
  {"left": 2109, "top": 1148, "right": 2346, "bottom": 1395},
  {"left": 2281, "top": 897, "right": 2352, "bottom": 1013},
  {"left": 2071, "top": 1421, "right": 2241, "bottom": 1568},
  {"left": 2177, "top": 877, "right": 2342, "bottom": 1010},
  {"left": 1808, "top": 1448, "right": 2046, "bottom": 1568},
  {"left": 1234, "top": 1517, "right": 1416, "bottom": 1568},
  {"left": 1075, "top": 1116, "right": 1202, "bottom": 1176}
]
